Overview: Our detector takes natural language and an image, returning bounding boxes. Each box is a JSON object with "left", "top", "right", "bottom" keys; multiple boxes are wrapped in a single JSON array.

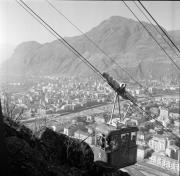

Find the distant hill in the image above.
[{"left": 1, "top": 16, "right": 180, "bottom": 81}]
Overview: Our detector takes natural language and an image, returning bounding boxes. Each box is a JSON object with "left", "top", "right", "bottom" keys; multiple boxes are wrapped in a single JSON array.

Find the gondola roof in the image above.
[{"left": 95, "top": 123, "right": 138, "bottom": 136}]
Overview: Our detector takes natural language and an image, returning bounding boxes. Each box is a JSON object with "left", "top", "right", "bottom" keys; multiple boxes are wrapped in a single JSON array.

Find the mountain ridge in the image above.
[{"left": 1, "top": 16, "right": 180, "bottom": 81}]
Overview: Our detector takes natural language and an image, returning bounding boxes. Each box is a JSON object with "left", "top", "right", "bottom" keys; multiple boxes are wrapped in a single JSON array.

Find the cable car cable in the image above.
[
  {"left": 45, "top": 0, "right": 153, "bottom": 97},
  {"left": 133, "top": 102, "right": 179, "bottom": 139},
  {"left": 16, "top": 1, "right": 101, "bottom": 79},
  {"left": 16, "top": 0, "right": 106, "bottom": 82},
  {"left": 122, "top": 0, "right": 180, "bottom": 73},
  {"left": 138, "top": 0, "right": 180, "bottom": 56},
  {"left": 16, "top": 0, "right": 179, "bottom": 140},
  {"left": 45, "top": 0, "right": 149, "bottom": 90},
  {"left": 133, "top": 1, "right": 180, "bottom": 58}
]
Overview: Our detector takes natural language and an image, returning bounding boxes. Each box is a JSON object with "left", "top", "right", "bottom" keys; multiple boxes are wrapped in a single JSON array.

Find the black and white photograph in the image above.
[{"left": 0, "top": 0, "right": 180, "bottom": 176}]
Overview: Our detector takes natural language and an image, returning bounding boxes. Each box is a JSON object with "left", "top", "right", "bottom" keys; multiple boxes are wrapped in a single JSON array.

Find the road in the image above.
[
  {"left": 136, "top": 162, "right": 178, "bottom": 176},
  {"left": 123, "top": 162, "right": 178, "bottom": 176},
  {"left": 124, "top": 165, "right": 146, "bottom": 176},
  {"left": 20, "top": 102, "right": 111, "bottom": 124}
]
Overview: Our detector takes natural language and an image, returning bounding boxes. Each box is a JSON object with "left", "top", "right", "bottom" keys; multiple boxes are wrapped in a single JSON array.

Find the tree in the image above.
[
  {"left": 0, "top": 99, "right": 9, "bottom": 175},
  {"left": 2, "top": 92, "right": 25, "bottom": 123},
  {"left": 65, "top": 137, "right": 74, "bottom": 159}
]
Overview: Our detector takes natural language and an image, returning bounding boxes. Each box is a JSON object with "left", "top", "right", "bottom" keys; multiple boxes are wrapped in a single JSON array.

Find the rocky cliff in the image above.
[{"left": 0, "top": 103, "right": 130, "bottom": 176}]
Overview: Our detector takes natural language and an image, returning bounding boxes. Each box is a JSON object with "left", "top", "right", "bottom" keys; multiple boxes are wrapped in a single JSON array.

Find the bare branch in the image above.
[{"left": 15, "top": 108, "right": 25, "bottom": 122}]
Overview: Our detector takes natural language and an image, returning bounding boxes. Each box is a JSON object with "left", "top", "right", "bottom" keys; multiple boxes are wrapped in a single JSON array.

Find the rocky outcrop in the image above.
[
  {"left": 2, "top": 113, "right": 130, "bottom": 176},
  {"left": 39, "top": 128, "right": 94, "bottom": 169},
  {"left": 6, "top": 136, "right": 48, "bottom": 176}
]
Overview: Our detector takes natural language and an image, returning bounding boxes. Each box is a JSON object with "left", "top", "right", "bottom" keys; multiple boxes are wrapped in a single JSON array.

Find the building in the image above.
[
  {"left": 157, "top": 107, "right": 169, "bottom": 127},
  {"left": 148, "top": 134, "right": 167, "bottom": 152},
  {"left": 86, "top": 115, "right": 94, "bottom": 122},
  {"left": 86, "top": 123, "right": 97, "bottom": 135},
  {"left": 94, "top": 116, "right": 105, "bottom": 124},
  {"left": 148, "top": 134, "right": 177, "bottom": 154},
  {"left": 64, "top": 124, "right": 79, "bottom": 136},
  {"left": 169, "top": 112, "right": 180, "bottom": 119},
  {"left": 72, "top": 103, "right": 82, "bottom": 110},
  {"left": 174, "top": 119, "right": 180, "bottom": 128},
  {"left": 166, "top": 145, "right": 180, "bottom": 161},
  {"left": 61, "top": 104, "right": 73, "bottom": 111},
  {"left": 136, "top": 131, "right": 148, "bottom": 146},
  {"left": 137, "top": 145, "right": 149, "bottom": 160},
  {"left": 149, "top": 152, "right": 180, "bottom": 174}
]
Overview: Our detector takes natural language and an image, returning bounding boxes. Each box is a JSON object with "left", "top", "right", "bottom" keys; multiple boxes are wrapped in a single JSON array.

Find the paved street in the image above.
[
  {"left": 123, "top": 166, "right": 146, "bottom": 176},
  {"left": 20, "top": 102, "right": 111, "bottom": 124},
  {"left": 123, "top": 162, "right": 178, "bottom": 176}
]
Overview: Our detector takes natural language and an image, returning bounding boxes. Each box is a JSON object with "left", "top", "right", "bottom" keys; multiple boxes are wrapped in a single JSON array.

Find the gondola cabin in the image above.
[{"left": 92, "top": 123, "right": 138, "bottom": 169}]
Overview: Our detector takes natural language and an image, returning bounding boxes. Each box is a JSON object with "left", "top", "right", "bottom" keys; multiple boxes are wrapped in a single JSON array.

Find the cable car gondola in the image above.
[
  {"left": 92, "top": 123, "right": 138, "bottom": 169},
  {"left": 91, "top": 73, "right": 138, "bottom": 170}
]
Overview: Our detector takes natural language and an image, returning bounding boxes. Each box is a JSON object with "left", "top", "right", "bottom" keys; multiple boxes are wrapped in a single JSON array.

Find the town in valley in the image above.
[{"left": 0, "top": 75, "right": 179, "bottom": 176}]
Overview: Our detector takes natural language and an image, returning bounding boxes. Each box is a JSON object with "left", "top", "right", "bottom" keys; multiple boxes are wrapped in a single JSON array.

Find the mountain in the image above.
[
  {"left": 168, "top": 30, "right": 180, "bottom": 39},
  {"left": 1, "top": 16, "right": 180, "bottom": 81}
]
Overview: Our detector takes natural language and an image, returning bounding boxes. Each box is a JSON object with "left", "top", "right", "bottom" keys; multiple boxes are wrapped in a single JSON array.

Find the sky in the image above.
[{"left": 0, "top": 0, "right": 180, "bottom": 63}]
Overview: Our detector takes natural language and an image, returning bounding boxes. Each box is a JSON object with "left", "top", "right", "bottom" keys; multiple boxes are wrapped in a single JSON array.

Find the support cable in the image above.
[
  {"left": 138, "top": 0, "right": 180, "bottom": 56},
  {"left": 133, "top": 1, "right": 180, "bottom": 58},
  {"left": 16, "top": 0, "right": 106, "bottom": 82},
  {"left": 45, "top": 0, "right": 152, "bottom": 96},
  {"left": 122, "top": 0, "right": 180, "bottom": 73},
  {"left": 16, "top": 0, "right": 179, "bottom": 139},
  {"left": 133, "top": 102, "right": 178, "bottom": 139}
]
